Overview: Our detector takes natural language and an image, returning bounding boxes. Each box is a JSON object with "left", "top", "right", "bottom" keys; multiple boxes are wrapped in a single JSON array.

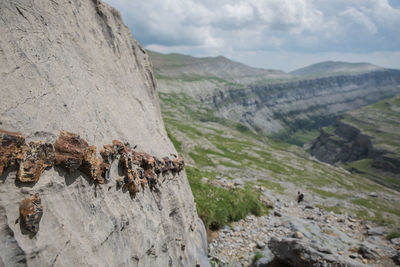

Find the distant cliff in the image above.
[
  {"left": 0, "top": 0, "right": 208, "bottom": 266},
  {"left": 150, "top": 52, "right": 400, "bottom": 135},
  {"left": 310, "top": 96, "right": 400, "bottom": 190},
  {"left": 207, "top": 70, "right": 400, "bottom": 134}
]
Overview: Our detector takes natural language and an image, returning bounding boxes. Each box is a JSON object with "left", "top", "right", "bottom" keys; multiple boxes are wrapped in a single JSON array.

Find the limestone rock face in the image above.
[{"left": 0, "top": 0, "right": 208, "bottom": 266}]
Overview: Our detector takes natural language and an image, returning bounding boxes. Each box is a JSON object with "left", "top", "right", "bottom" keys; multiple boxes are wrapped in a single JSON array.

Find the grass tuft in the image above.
[{"left": 186, "top": 166, "right": 269, "bottom": 230}]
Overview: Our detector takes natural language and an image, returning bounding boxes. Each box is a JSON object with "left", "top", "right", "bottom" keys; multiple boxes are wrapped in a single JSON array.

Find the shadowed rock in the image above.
[
  {"left": 17, "top": 141, "right": 55, "bottom": 183},
  {"left": 268, "top": 237, "right": 361, "bottom": 267},
  {"left": 19, "top": 193, "right": 43, "bottom": 234},
  {"left": 0, "top": 129, "right": 25, "bottom": 177}
]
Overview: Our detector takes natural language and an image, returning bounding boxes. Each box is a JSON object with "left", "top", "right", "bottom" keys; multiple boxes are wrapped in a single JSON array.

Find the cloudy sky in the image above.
[{"left": 104, "top": 0, "right": 400, "bottom": 71}]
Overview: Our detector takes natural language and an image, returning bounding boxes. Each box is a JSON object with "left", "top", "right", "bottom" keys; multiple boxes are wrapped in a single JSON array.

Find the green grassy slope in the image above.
[{"left": 159, "top": 91, "right": 400, "bottom": 228}]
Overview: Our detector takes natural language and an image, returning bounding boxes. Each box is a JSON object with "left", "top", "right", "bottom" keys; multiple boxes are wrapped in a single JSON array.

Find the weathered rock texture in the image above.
[
  {"left": 0, "top": 0, "right": 209, "bottom": 266},
  {"left": 310, "top": 120, "right": 377, "bottom": 164}
]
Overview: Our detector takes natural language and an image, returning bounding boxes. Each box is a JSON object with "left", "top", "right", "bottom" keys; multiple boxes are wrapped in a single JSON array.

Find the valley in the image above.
[{"left": 150, "top": 51, "right": 400, "bottom": 265}]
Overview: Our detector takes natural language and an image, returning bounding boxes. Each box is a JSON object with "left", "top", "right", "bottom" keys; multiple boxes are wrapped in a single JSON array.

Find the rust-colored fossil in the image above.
[
  {"left": 0, "top": 129, "right": 25, "bottom": 177},
  {"left": 17, "top": 141, "right": 55, "bottom": 183},
  {"left": 19, "top": 193, "right": 43, "bottom": 234}
]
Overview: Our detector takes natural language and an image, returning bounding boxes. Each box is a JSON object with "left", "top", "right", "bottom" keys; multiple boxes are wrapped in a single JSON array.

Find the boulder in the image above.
[
  {"left": 367, "top": 227, "right": 386, "bottom": 236},
  {"left": 391, "top": 237, "right": 400, "bottom": 245},
  {"left": 268, "top": 237, "right": 360, "bottom": 267},
  {"left": 201, "top": 177, "right": 209, "bottom": 183},
  {"left": 359, "top": 243, "right": 380, "bottom": 259},
  {"left": 253, "top": 247, "right": 274, "bottom": 267},
  {"left": 233, "top": 178, "right": 245, "bottom": 187},
  {"left": 273, "top": 211, "right": 282, "bottom": 217},
  {"left": 293, "top": 231, "right": 304, "bottom": 239}
]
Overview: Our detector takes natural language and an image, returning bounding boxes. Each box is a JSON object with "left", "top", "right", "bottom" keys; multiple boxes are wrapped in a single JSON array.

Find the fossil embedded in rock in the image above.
[
  {"left": 0, "top": 128, "right": 25, "bottom": 176},
  {"left": 80, "top": 145, "right": 104, "bottom": 184},
  {"left": 54, "top": 131, "right": 89, "bottom": 171},
  {"left": 19, "top": 193, "right": 43, "bottom": 234},
  {"left": 17, "top": 141, "right": 55, "bottom": 183},
  {"left": 171, "top": 154, "right": 184, "bottom": 172},
  {"left": 162, "top": 156, "right": 173, "bottom": 172}
]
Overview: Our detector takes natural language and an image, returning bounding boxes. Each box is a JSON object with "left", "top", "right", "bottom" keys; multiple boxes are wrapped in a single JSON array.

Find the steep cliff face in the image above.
[
  {"left": 310, "top": 120, "right": 376, "bottom": 164},
  {"left": 0, "top": 0, "right": 208, "bottom": 266},
  {"left": 310, "top": 96, "right": 400, "bottom": 190},
  {"left": 210, "top": 70, "right": 400, "bottom": 133}
]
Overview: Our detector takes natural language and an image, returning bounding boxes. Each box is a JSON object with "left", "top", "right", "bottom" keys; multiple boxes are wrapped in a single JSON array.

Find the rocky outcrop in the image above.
[
  {"left": 268, "top": 237, "right": 361, "bottom": 266},
  {"left": 310, "top": 118, "right": 400, "bottom": 180},
  {"left": 0, "top": 0, "right": 209, "bottom": 266},
  {"left": 310, "top": 120, "right": 376, "bottom": 164}
]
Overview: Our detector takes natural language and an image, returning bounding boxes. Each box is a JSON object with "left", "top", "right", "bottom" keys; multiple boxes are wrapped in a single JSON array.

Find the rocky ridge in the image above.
[
  {"left": 210, "top": 70, "right": 400, "bottom": 134},
  {"left": 208, "top": 190, "right": 400, "bottom": 267},
  {"left": 151, "top": 52, "right": 400, "bottom": 135}
]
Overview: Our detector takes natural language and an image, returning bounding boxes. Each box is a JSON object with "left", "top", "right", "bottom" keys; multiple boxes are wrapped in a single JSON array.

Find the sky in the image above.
[{"left": 104, "top": 0, "right": 400, "bottom": 72}]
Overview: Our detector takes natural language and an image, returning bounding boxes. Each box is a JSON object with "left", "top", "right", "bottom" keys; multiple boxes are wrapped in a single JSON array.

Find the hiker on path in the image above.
[{"left": 297, "top": 191, "right": 304, "bottom": 203}]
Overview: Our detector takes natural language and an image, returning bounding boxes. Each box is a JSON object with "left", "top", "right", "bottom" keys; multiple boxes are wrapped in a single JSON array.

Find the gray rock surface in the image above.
[
  {"left": 233, "top": 178, "right": 245, "bottom": 187},
  {"left": 391, "top": 237, "right": 400, "bottom": 245},
  {"left": 209, "top": 193, "right": 398, "bottom": 266},
  {"left": 253, "top": 247, "right": 274, "bottom": 267},
  {"left": 0, "top": 0, "right": 209, "bottom": 266},
  {"left": 368, "top": 227, "right": 386, "bottom": 236}
]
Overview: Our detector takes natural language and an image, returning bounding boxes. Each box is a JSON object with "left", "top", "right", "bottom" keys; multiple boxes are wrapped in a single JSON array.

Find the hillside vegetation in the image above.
[{"left": 159, "top": 91, "right": 400, "bottom": 229}]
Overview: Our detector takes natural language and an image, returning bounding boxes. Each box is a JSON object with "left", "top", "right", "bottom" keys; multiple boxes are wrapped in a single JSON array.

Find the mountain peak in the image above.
[{"left": 290, "top": 61, "right": 384, "bottom": 77}]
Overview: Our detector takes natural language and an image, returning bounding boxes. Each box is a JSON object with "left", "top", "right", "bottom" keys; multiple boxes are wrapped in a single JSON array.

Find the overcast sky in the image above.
[{"left": 104, "top": 0, "right": 400, "bottom": 72}]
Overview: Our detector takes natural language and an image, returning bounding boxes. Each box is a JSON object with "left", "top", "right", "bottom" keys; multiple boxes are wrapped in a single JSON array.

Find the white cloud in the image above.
[{"left": 105, "top": 0, "right": 400, "bottom": 70}]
